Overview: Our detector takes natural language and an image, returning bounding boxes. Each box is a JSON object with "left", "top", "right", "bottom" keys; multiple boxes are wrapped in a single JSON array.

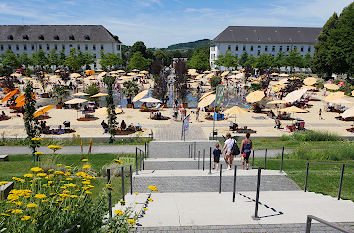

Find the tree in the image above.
[
  {"left": 303, "top": 53, "right": 312, "bottom": 72},
  {"left": 31, "top": 49, "right": 48, "bottom": 70},
  {"left": 123, "top": 81, "right": 139, "bottom": 104},
  {"left": 255, "top": 53, "right": 273, "bottom": 70},
  {"left": 65, "top": 48, "right": 84, "bottom": 72},
  {"left": 187, "top": 46, "right": 210, "bottom": 71},
  {"left": 312, "top": 13, "right": 338, "bottom": 77},
  {"left": 152, "top": 72, "right": 168, "bottom": 100},
  {"left": 130, "top": 41, "right": 147, "bottom": 58},
  {"left": 99, "top": 51, "right": 123, "bottom": 70},
  {"left": 0, "top": 49, "right": 21, "bottom": 74},
  {"left": 239, "top": 51, "right": 248, "bottom": 67},
  {"left": 174, "top": 59, "right": 188, "bottom": 102},
  {"left": 209, "top": 76, "right": 222, "bottom": 89},
  {"left": 127, "top": 52, "right": 151, "bottom": 71},
  {"left": 18, "top": 53, "right": 31, "bottom": 68},
  {"left": 245, "top": 55, "right": 256, "bottom": 68},
  {"left": 274, "top": 51, "right": 286, "bottom": 71},
  {"left": 215, "top": 50, "right": 238, "bottom": 70},
  {"left": 103, "top": 76, "right": 118, "bottom": 143},
  {"left": 23, "top": 81, "right": 41, "bottom": 161},
  {"left": 81, "top": 51, "right": 95, "bottom": 70},
  {"left": 58, "top": 49, "right": 66, "bottom": 67},
  {"left": 48, "top": 48, "right": 60, "bottom": 69},
  {"left": 153, "top": 49, "right": 171, "bottom": 67},
  {"left": 172, "top": 50, "right": 182, "bottom": 58},
  {"left": 86, "top": 84, "right": 99, "bottom": 101},
  {"left": 151, "top": 60, "right": 163, "bottom": 76},
  {"left": 285, "top": 49, "right": 303, "bottom": 73},
  {"left": 52, "top": 85, "right": 69, "bottom": 104}
]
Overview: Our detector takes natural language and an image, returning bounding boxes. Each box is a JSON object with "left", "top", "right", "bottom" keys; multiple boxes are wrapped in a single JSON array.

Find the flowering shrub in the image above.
[
  {"left": 0, "top": 165, "right": 107, "bottom": 232},
  {"left": 47, "top": 145, "right": 63, "bottom": 153}
]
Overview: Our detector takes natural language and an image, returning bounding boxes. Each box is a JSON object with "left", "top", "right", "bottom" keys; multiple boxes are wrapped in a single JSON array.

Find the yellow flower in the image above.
[
  {"left": 11, "top": 209, "right": 23, "bottom": 214},
  {"left": 82, "top": 181, "right": 90, "bottom": 185},
  {"left": 35, "top": 152, "right": 44, "bottom": 155},
  {"left": 0, "top": 213, "right": 10, "bottom": 217},
  {"left": 106, "top": 184, "right": 113, "bottom": 190},
  {"left": 70, "top": 195, "right": 78, "bottom": 198},
  {"left": 82, "top": 165, "right": 91, "bottom": 169},
  {"left": 24, "top": 174, "right": 33, "bottom": 178},
  {"left": 31, "top": 137, "right": 42, "bottom": 141},
  {"left": 30, "top": 167, "right": 44, "bottom": 173},
  {"left": 134, "top": 192, "right": 139, "bottom": 195},
  {"left": 147, "top": 198, "right": 153, "bottom": 202},
  {"left": 54, "top": 171, "right": 65, "bottom": 175},
  {"left": 48, "top": 169, "right": 54, "bottom": 172},
  {"left": 0, "top": 181, "right": 9, "bottom": 186},
  {"left": 27, "top": 203, "right": 38, "bottom": 208},
  {"left": 36, "top": 173, "right": 47, "bottom": 177},
  {"left": 120, "top": 200, "right": 125, "bottom": 206},
  {"left": 48, "top": 145, "right": 62, "bottom": 152},
  {"left": 21, "top": 216, "right": 31, "bottom": 221},
  {"left": 143, "top": 208, "right": 148, "bottom": 211},
  {"left": 14, "top": 201, "right": 23, "bottom": 206},
  {"left": 148, "top": 185, "right": 158, "bottom": 192},
  {"left": 34, "top": 194, "right": 47, "bottom": 199},
  {"left": 85, "top": 191, "right": 92, "bottom": 194},
  {"left": 81, "top": 159, "right": 88, "bottom": 162},
  {"left": 56, "top": 164, "right": 62, "bottom": 167},
  {"left": 66, "top": 178, "right": 73, "bottom": 181},
  {"left": 114, "top": 210, "right": 123, "bottom": 215},
  {"left": 114, "top": 159, "right": 123, "bottom": 164},
  {"left": 127, "top": 219, "right": 135, "bottom": 226}
]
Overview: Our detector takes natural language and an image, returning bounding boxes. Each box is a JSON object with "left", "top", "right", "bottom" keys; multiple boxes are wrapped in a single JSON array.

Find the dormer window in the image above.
[
  {"left": 54, "top": 35, "right": 59, "bottom": 40},
  {"left": 39, "top": 35, "right": 44, "bottom": 40},
  {"left": 84, "top": 35, "right": 90, "bottom": 40},
  {"left": 69, "top": 35, "right": 75, "bottom": 40},
  {"left": 23, "top": 35, "right": 29, "bottom": 40},
  {"left": 7, "top": 35, "right": 13, "bottom": 40}
]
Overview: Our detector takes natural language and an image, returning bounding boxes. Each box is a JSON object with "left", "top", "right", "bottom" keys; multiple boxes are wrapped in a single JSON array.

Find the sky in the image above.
[{"left": 0, "top": 0, "right": 351, "bottom": 48}]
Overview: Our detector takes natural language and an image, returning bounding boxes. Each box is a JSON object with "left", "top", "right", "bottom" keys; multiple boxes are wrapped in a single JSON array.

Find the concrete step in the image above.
[{"left": 144, "top": 158, "right": 243, "bottom": 170}]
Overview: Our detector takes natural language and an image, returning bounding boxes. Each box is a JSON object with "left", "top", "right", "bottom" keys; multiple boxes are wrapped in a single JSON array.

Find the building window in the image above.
[
  {"left": 84, "top": 35, "right": 90, "bottom": 40},
  {"left": 94, "top": 63, "right": 97, "bottom": 68},
  {"left": 93, "top": 54, "right": 97, "bottom": 59},
  {"left": 235, "top": 45, "right": 238, "bottom": 51},
  {"left": 257, "top": 50, "right": 261, "bottom": 55},
  {"left": 250, "top": 46, "right": 253, "bottom": 51},
  {"left": 85, "top": 45, "right": 88, "bottom": 50},
  {"left": 301, "top": 46, "right": 304, "bottom": 52},
  {"left": 16, "top": 45, "right": 19, "bottom": 50},
  {"left": 47, "top": 44, "right": 50, "bottom": 50},
  {"left": 279, "top": 46, "right": 282, "bottom": 51},
  {"left": 69, "top": 44, "right": 73, "bottom": 48},
  {"left": 77, "top": 45, "right": 80, "bottom": 50},
  {"left": 272, "top": 46, "right": 275, "bottom": 52},
  {"left": 69, "top": 35, "right": 75, "bottom": 40},
  {"left": 23, "top": 45, "right": 27, "bottom": 51},
  {"left": 32, "top": 45, "right": 35, "bottom": 50},
  {"left": 7, "top": 35, "right": 13, "bottom": 40},
  {"left": 54, "top": 45, "right": 57, "bottom": 50},
  {"left": 39, "top": 45, "right": 42, "bottom": 50},
  {"left": 23, "top": 35, "right": 29, "bottom": 40},
  {"left": 0, "top": 45, "right": 3, "bottom": 50},
  {"left": 100, "top": 45, "right": 104, "bottom": 50},
  {"left": 54, "top": 35, "right": 59, "bottom": 40},
  {"left": 243, "top": 45, "right": 246, "bottom": 51},
  {"left": 258, "top": 45, "right": 261, "bottom": 49},
  {"left": 117, "top": 45, "right": 121, "bottom": 50},
  {"left": 93, "top": 45, "right": 96, "bottom": 50},
  {"left": 8, "top": 45, "right": 12, "bottom": 50},
  {"left": 265, "top": 46, "right": 268, "bottom": 52},
  {"left": 39, "top": 35, "right": 44, "bottom": 40},
  {"left": 210, "top": 46, "right": 215, "bottom": 51},
  {"left": 227, "top": 45, "right": 231, "bottom": 50},
  {"left": 62, "top": 45, "right": 65, "bottom": 50},
  {"left": 294, "top": 46, "right": 297, "bottom": 50},
  {"left": 286, "top": 46, "right": 290, "bottom": 51},
  {"left": 308, "top": 46, "right": 311, "bottom": 52}
]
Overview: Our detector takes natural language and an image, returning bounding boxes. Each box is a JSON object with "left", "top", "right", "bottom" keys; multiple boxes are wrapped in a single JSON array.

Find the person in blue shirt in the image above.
[
  {"left": 213, "top": 143, "right": 222, "bottom": 170},
  {"left": 240, "top": 133, "right": 253, "bottom": 170}
]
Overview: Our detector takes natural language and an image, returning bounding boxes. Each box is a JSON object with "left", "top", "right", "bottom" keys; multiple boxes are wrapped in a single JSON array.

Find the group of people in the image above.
[
  {"left": 213, "top": 133, "right": 253, "bottom": 170},
  {"left": 101, "top": 120, "right": 141, "bottom": 133}
]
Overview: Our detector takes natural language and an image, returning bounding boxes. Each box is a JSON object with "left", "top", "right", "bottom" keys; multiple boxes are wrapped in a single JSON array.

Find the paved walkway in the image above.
[
  {"left": 0, "top": 145, "right": 144, "bottom": 155},
  {"left": 154, "top": 124, "right": 207, "bottom": 141}
]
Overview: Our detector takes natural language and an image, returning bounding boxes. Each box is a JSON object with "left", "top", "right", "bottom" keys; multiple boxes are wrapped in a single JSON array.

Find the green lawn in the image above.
[
  {"left": 253, "top": 158, "right": 354, "bottom": 201},
  {"left": 0, "top": 153, "right": 139, "bottom": 204}
]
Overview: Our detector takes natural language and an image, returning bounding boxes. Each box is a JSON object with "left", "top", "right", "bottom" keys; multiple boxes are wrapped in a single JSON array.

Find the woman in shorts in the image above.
[
  {"left": 240, "top": 133, "right": 252, "bottom": 170},
  {"left": 222, "top": 133, "right": 234, "bottom": 170}
]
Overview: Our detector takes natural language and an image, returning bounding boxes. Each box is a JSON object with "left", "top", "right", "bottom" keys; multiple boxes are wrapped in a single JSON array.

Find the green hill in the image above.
[{"left": 166, "top": 39, "right": 210, "bottom": 50}]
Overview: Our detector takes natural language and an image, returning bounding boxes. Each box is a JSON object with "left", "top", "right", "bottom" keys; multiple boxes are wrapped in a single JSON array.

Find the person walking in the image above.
[
  {"left": 196, "top": 108, "right": 200, "bottom": 122},
  {"left": 222, "top": 133, "right": 235, "bottom": 170},
  {"left": 213, "top": 143, "right": 221, "bottom": 170},
  {"left": 240, "top": 133, "right": 253, "bottom": 170},
  {"left": 319, "top": 108, "right": 323, "bottom": 120}
]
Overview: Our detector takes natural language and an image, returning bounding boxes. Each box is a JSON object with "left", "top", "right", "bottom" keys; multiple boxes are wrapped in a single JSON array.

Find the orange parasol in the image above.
[
  {"left": 1, "top": 89, "right": 19, "bottom": 103},
  {"left": 15, "top": 93, "right": 25, "bottom": 103},
  {"left": 33, "top": 105, "right": 55, "bottom": 118}
]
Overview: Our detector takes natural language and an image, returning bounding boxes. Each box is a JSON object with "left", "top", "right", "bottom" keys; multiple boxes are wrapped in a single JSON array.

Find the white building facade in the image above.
[
  {"left": 0, "top": 25, "right": 122, "bottom": 69},
  {"left": 210, "top": 26, "right": 322, "bottom": 70}
]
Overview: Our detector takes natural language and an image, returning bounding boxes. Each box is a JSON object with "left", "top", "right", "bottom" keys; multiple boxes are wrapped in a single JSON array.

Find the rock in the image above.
[
  {"left": 0, "top": 154, "right": 9, "bottom": 162},
  {"left": 0, "top": 181, "right": 14, "bottom": 200}
]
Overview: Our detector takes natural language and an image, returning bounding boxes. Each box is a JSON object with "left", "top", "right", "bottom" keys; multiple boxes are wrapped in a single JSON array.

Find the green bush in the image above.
[{"left": 289, "top": 131, "right": 342, "bottom": 141}]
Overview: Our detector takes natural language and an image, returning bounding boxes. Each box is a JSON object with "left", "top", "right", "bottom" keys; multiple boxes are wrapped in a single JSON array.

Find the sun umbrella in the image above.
[
  {"left": 136, "top": 74, "right": 145, "bottom": 77},
  {"left": 279, "top": 73, "right": 289, "bottom": 77},
  {"left": 11, "top": 73, "right": 22, "bottom": 77},
  {"left": 205, "top": 73, "right": 214, "bottom": 79},
  {"left": 22, "top": 77, "right": 33, "bottom": 81},
  {"left": 198, "top": 94, "right": 215, "bottom": 108},
  {"left": 284, "top": 89, "right": 307, "bottom": 103},
  {"left": 232, "top": 70, "right": 240, "bottom": 74},
  {"left": 303, "top": 77, "right": 317, "bottom": 86},
  {"left": 325, "top": 92, "right": 345, "bottom": 102},
  {"left": 221, "top": 71, "right": 229, "bottom": 77},
  {"left": 195, "top": 74, "right": 204, "bottom": 80},
  {"left": 330, "top": 98, "right": 353, "bottom": 105},
  {"left": 351, "top": 90, "right": 354, "bottom": 96},
  {"left": 271, "top": 73, "right": 279, "bottom": 76},
  {"left": 324, "top": 83, "right": 339, "bottom": 90},
  {"left": 117, "top": 70, "right": 125, "bottom": 73},
  {"left": 15, "top": 99, "right": 25, "bottom": 107},
  {"left": 127, "top": 72, "right": 136, "bottom": 76},
  {"left": 302, "top": 85, "right": 316, "bottom": 90},
  {"left": 70, "top": 73, "right": 81, "bottom": 78},
  {"left": 97, "top": 72, "right": 107, "bottom": 78},
  {"left": 132, "top": 69, "right": 140, "bottom": 72},
  {"left": 278, "top": 78, "right": 288, "bottom": 85},
  {"left": 203, "top": 71, "right": 211, "bottom": 74},
  {"left": 95, "top": 69, "right": 104, "bottom": 72},
  {"left": 33, "top": 105, "right": 54, "bottom": 118},
  {"left": 91, "top": 93, "right": 108, "bottom": 98},
  {"left": 132, "top": 90, "right": 149, "bottom": 103},
  {"left": 15, "top": 93, "right": 25, "bottom": 103},
  {"left": 85, "top": 70, "right": 95, "bottom": 76},
  {"left": 72, "top": 92, "right": 89, "bottom": 96},
  {"left": 95, "top": 107, "right": 123, "bottom": 115},
  {"left": 64, "top": 98, "right": 88, "bottom": 105},
  {"left": 110, "top": 70, "right": 119, "bottom": 74},
  {"left": 246, "top": 91, "right": 265, "bottom": 103},
  {"left": 199, "top": 91, "right": 214, "bottom": 101},
  {"left": 341, "top": 107, "right": 354, "bottom": 119},
  {"left": 267, "top": 99, "right": 287, "bottom": 104},
  {"left": 279, "top": 106, "right": 308, "bottom": 113},
  {"left": 120, "top": 76, "right": 133, "bottom": 80},
  {"left": 140, "top": 97, "right": 161, "bottom": 103},
  {"left": 1, "top": 89, "right": 18, "bottom": 103},
  {"left": 140, "top": 70, "right": 149, "bottom": 74},
  {"left": 224, "top": 106, "right": 248, "bottom": 123}
]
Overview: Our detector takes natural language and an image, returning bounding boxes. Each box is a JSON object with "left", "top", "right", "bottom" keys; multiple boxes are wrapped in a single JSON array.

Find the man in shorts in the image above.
[{"left": 222, "top": 133, "right": 234, "bottom": 170}]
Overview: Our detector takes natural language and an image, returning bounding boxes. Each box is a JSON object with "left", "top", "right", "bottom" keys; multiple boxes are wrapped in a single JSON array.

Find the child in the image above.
[{"left": 213, "top": 143, "right": 221, "bottom": 170}]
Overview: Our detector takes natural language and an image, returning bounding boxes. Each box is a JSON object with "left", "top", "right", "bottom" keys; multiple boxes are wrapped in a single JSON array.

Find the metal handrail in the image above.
[
  {"left": 135, "top": 147, "right": 146, "bottom": 174},
  {"left": 306, "top": 215, "right": 353, "bottom": 233}
]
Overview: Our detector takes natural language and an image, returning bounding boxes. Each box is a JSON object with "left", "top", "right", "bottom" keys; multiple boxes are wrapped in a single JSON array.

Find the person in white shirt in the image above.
[{"left": 222, "top": 133, "right": 235, "bottom": 170}]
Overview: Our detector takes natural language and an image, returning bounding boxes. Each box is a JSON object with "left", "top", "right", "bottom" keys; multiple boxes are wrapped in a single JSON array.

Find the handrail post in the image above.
[
  {"left": 338, "top": 164, "right": 345, "bottom": 200},
  {"left": 129, "top": 165, "right": 133, "bottom": 195},
  {"left": 135, "top": 148, "right": 138, "bottom": 175},
  {"left": 121, "top": 166, "right": 125, "bottom": 201},
  {"left": 142, "top": 151, "right": 145, "bottom": 170},
  {"left": 305, "top": 215, "right": 312, "bottom": 233},
  {"left": 232, "top": 165, "right": 237, "bottom": 202},
  {"left": 280, "top": 146, "right": 284, "bottom": 173},
  {"left": 252, "top": 150, "right": 255, "bottom": 167},
  {"left": 219, "top": 164, "right": 222, "bottom": 193},
  {"left": 208, "top": 147, "right": 212, "bottom": 175},
  {"left": 144, "top": 142, "right": 147, "bottom": 157},
  {"left": 198, "top": 151, "right": 200, "bottom": 170},
  {"left": 194, "top": 142, "right": 196, "bottom": 160},
  {"left": 252, "top": 167, "right": 261, "bottom": 220},
  {"left": 189, "top": 145, "right": 191, "bottom": 158},
  {"left": 264, "top": 149, "right": 267, "bottom": 170},
  {"left": 139, "top": 150, "right": 142, "bottom": 171},
  {"left": 107, "top": 168, "right": 112, "bottom": 220},
  {"left": 305, "top": 161, "right": 309, "bottom": 192},
  {"left": 203, "top": 149, "right": 205, "bottom": 171}
]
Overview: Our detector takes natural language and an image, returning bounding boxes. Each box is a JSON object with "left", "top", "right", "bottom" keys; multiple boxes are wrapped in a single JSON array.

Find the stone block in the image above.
[
  {"left": 0, "top": 181, "right": 14, "bottom": 200},
  {"left": 0, "top": 154, "right": 9, "bottom": 161}
]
